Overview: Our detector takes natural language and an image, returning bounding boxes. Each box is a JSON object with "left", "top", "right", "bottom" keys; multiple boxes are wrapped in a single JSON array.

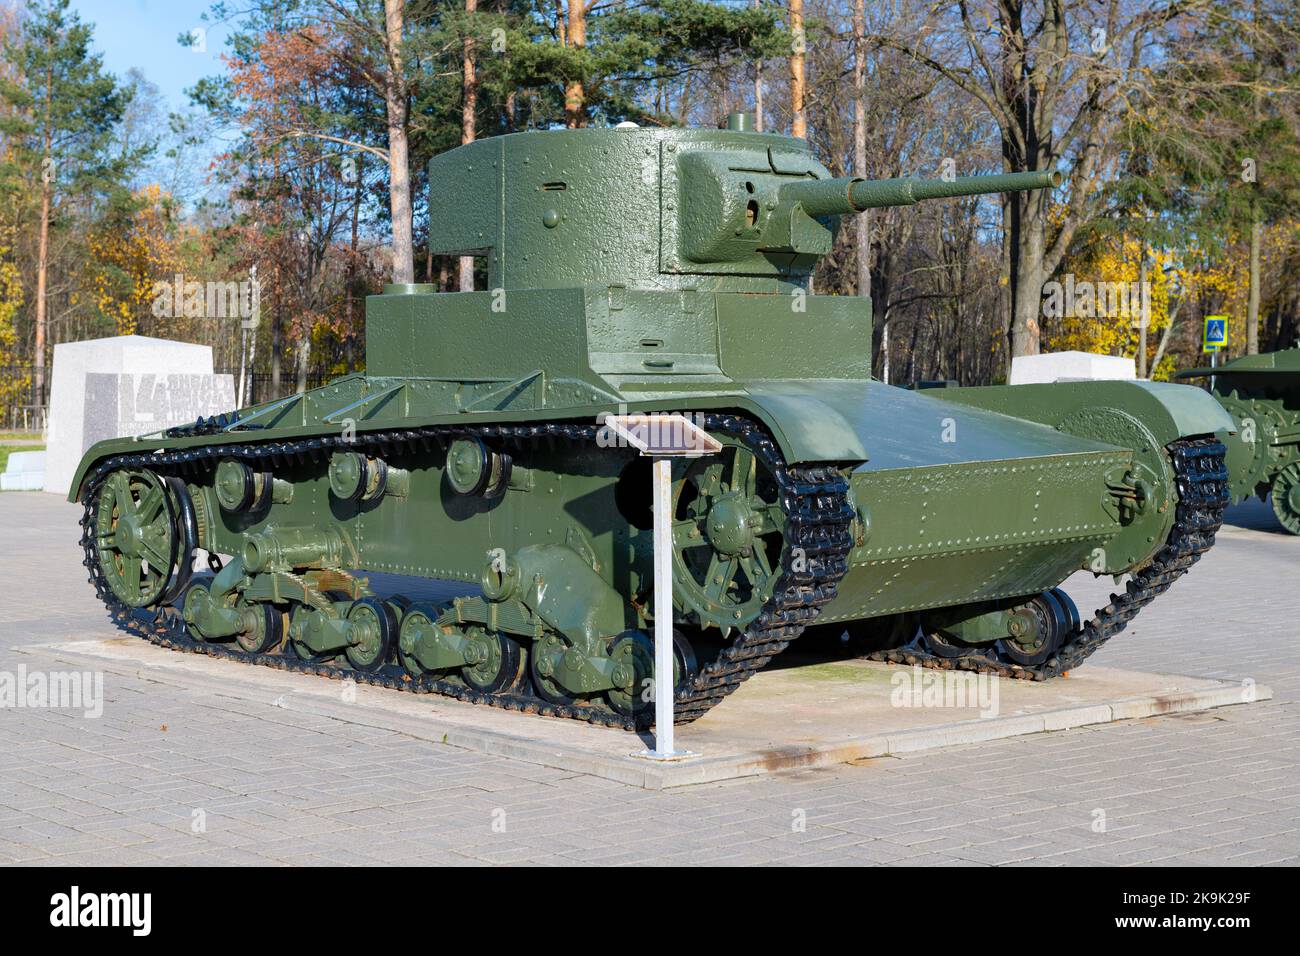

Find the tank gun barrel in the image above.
[{"left": 780, "top": 170, "right": 1063, "bottom": 218}]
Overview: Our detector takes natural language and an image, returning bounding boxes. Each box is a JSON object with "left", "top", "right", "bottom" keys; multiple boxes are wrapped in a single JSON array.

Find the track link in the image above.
[{"left": 78, "top": 413, "right": 855, "bottom": 730}]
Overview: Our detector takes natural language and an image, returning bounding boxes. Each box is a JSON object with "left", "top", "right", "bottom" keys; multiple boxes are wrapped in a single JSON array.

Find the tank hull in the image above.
[{"left": 69, "top": 360, "right": 1230, "bottom": 728}]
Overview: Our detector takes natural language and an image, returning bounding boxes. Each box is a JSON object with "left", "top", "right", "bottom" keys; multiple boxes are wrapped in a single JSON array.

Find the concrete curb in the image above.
[{"left": 23, "top": 638, "right": 1272, "bottom": 790}]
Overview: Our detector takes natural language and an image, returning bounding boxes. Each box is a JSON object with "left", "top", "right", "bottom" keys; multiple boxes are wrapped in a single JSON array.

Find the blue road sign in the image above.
[{"left": 1203, "top": 315, "right": 1228, "bottom": 352}]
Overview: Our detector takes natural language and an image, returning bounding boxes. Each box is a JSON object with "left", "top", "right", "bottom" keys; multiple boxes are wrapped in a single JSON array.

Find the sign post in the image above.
[
  {"left": 601, "top": 413, "right": 721, "bottom": 760},
  {"left": 1203, "top": 315, "right": 1228, "bottom": 388}
]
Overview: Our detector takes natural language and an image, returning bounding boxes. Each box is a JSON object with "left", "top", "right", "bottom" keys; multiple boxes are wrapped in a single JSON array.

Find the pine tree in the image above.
[{"left": 0, "top": 0, "right": 131, "bottom": 401}]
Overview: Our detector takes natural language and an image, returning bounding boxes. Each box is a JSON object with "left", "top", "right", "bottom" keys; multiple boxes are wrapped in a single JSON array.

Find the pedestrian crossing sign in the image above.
[{"left": 1203, "top": 315, "right": 1228, "bottom": 352}]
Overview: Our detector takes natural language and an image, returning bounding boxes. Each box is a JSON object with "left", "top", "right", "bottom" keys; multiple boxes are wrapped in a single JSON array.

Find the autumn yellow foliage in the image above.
[
  {"left": 0, "top": 229, "right": 25, "bottom": 408},
  {"left": 1050, "top": 233, "right": 1258, "bottom": 380},
  {"left": 87, "top": 184, "right": 183, "bottom": 336},
  {"left": 1050, "top": 238, "right": 1170, "bottom": 365}
]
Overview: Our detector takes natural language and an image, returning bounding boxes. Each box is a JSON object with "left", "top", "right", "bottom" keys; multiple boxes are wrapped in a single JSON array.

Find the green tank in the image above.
[
  {"left": 69, "top": 115, "right": 1233, "bottom": 729},
  {"left": 1176, "top": 347, "right": 1300, "bottom": 533}
]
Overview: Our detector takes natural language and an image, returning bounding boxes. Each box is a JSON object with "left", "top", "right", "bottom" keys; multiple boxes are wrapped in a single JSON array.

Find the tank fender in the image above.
[
  {"left": 67, "top": 437, "right": 141, "bottom": 502},
  {"left": 930, "top": 379, "right": 1235, "bottom": 448},
  {"left": 735, "top": 385, "right": 869, "bottom": 464},
  {"left": 1119, "top": 380, "right": 1237, "bottom": 442}
]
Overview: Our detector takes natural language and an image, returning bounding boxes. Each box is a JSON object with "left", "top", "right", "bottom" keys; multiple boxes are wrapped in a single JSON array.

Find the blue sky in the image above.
[{"left": 69, "top": 0, "right": 233, "bottom": 115}]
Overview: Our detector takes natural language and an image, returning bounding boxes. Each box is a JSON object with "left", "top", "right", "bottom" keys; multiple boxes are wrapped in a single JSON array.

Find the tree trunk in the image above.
[
  {"left": 384, "top": 0, "right": 415, "bottom": 284},
  {"left": 270, "top": 308, "right": 282, "bottom": 396},
  {"left": 1137, "top": 247, "right": 1148, "bottom": 377},
  {"left": 753, "top": 0, "right": 763, "bottom": 130},
  {"left": 1007, "top": 188, "right": 1045, "bottom": 361},
  {"left": 564, "top": 1, "right": 587, "bottom": 128},
  {"left": 499, "top": 0, "right": 514, "bottom": 131},
  {"left": 346, "top": 180, "right": 361, "bottom": 372},
  {"left": 1247, "top": 0, "right": 1262, "bottom": 355},
  {"left": 789, "top": 0, "right": 805, "bottom": 138},
  {"left": 34, "top": 56, "right": 53, "bottom": 405},
  {"left": 852, "top": 0, "right": 868, "bottom": 310},
  {"left": 295, "top": 334, "right": 310, "bottom": 394},
  {"left": 244, "top": 321, "right": 258, "bottom": 405},
  {"left": 871, "top": 246, "right": 891, "bottom": 379},
  {"left": 1150, "top": 291, "right": 1185, "bottom": 376},
  {"left": 1010, "top": 238, "right": 1044, "bottom": 359},
  {"left": 1247, "top": 218, "right": 1262, "bottom": 355},
  {"left": 459, "top": 0, "right": 478, "bottom": 291},
  {"left": 35, "top": 155, "right": 50, "bottom": 405}
]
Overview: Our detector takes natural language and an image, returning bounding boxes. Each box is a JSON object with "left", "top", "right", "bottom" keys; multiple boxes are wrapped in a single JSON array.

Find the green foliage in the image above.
[
  {"left": 1115, "top": 1, "right": 1300, "bottom": 241},
  {"left": 0, "top": 0, "right": 135, "bottom": 203},
  {"left": 506, "top": 0, "right": 785, "bottom": 125}
]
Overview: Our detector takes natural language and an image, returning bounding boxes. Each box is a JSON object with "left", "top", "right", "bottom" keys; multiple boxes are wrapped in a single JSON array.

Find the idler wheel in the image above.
[
  {"left": 605, "top": 629, "right": 697, "bottom": 717},
  {"left": 1048, "top": 586, "right": 1081, "bottom": 635},
  {"left": 343, "top": 597, "right": 398, "bottom": 672},
  {"left": 919, "top": 627, "right": 984, "bottom": 660},
  {"left": 93, "top": 468, "right": 181, "bottom": 608}
]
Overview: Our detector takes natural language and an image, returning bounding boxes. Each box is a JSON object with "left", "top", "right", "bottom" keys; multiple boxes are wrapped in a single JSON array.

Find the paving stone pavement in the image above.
[{"left": 2, "top": 491, "right": 1299, "bottom": 866}]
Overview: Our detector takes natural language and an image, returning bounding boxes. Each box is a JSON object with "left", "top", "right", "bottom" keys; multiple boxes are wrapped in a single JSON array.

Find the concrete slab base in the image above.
[{"left": 22, "top": 636, "right": 1271, "bottom": 790}]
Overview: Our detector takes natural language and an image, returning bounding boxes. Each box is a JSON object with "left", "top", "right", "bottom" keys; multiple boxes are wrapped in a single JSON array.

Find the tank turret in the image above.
[{"left": 425, "top": 118, "right": 1059, "bottom": 291}]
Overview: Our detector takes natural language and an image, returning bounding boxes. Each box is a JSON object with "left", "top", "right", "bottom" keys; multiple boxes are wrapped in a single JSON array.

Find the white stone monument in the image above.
[
  {"left": 43, "top": 335, "right": 236, "bottom": 495},
  {"left": 1009, "top": 350, "right": 1137, "bottom": 385}
]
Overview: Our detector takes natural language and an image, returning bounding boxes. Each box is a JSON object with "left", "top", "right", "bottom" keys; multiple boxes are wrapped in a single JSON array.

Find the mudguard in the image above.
[
  {"left": 724, "top": 378, "right": 1145, "bottom": 468},
  {"left": 928, "top": 379, "right": 1235, "bottom": 448},
  {"left": 730, "top": 384, "right": 869, "bottom": 464}
]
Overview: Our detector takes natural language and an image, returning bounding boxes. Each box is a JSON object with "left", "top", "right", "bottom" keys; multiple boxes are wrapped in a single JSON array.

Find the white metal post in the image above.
[
  {"left": 651, "top": 455, "right": 675, "bottom": 756},
  {"left": 602, "top": 412, "right": 716, "bottom": 762}
]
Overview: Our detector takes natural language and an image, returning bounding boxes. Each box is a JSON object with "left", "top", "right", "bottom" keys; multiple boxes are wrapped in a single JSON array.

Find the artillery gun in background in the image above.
[
  {"left": 1176, "top": 347, "right": 1300, "bottom": 533},
  {"left": 70, "top": 114, "right": 1232, "bottom": 729}
]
